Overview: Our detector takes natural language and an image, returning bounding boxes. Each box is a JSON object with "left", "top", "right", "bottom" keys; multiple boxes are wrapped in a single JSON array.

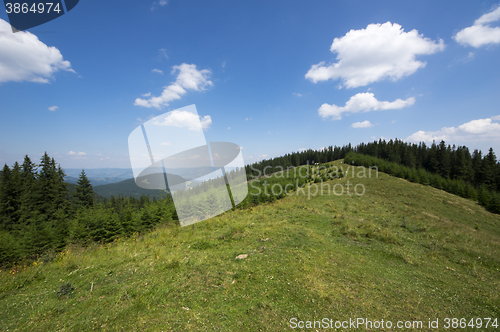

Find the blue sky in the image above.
[{"left": 1, "top": 0, "right": 500, "bottom": 169}]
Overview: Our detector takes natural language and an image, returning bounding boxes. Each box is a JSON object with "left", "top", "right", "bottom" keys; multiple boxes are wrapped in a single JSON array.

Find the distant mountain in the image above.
[
  {"left": 63, "top": 168, "right": 134, "bottom": 179},
  {"left": 92, "top": 173, "right": 188, "bottom": 200},
  {"left": 63, "top": 167, "right": 219, "bottom": 190},
  {"left": 64, "top": 168, "right": 138, "bottom": 187},
  {"left": 65, "top": 176, "right": 128, "bottom": 186},
  {"left": 93, "top": 178, "right": 167, "bottom": 200}
]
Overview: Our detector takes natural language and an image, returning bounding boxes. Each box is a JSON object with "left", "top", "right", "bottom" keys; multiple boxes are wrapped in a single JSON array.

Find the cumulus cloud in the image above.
[
  {"left": 48, "top": 106, "right": 58, "bottom": 111},
  {"left": 406, "top": 116, "right": 500, "bottom": 144},
  {"left": 318, "top": 92, "right": 415, "bottom": 120},
  {"left": 0, "top": 19, "right": 74, "bottom": 83},
  {"left": 151, "top": 68, "right": 163, "bottom": 74},
  {"left": 152, "top": 110, "right": 212, "bottom": 131},
  {"left": 134, "top": 63, "right": 213, "bottom": 109},
  {"left": 351, "top": 120, "right": 374, "bottom": 128},
  {"left": 293, "top": 92, "right": 303, "bottom": 97},
  {"left": 454, "top": 6, "right": 500, "bottom": 48},
  {"left": 305, "top": 22, "right": 444, "bottom": 88}
]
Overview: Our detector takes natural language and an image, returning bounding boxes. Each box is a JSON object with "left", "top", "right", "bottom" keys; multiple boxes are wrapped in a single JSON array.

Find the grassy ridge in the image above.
[{"left": 1, "top": 160, "right": 499, "bottom": 331}]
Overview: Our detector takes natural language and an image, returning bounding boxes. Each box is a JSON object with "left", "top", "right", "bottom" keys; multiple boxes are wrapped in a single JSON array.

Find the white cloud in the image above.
[
  {"left": 454, "top": 6, "right": 500, "bottom": 48},
  {"left": 351, "top": 120, "right": 374, "bottom": 128},
  {"left": 222, "top": 60, "right": 226, "bottom": 68},
  {"left": 298, "top": 148, "right": 307, "bottom": 152},
  {"left": 151, "top": 1, "right": 168, "bottom": 11},
  {"left": 134, "top": 63, "right": 213, "bottom": 109},
  {"left": 318, "top": 92, "right": 415, "bottom": 120},
  {"left": 157, "top": 48, "right": 169, "bottom": 60},
  {"left": 160, "top": 141, "right": 171, "bottom": 146},
  {"left": 406, "top": 116, "right": 500, "bottom": 144},
  {"left": 227, "top": 127, "right": 231, "bottom": 130},
  {"left": 245, "top": 117, "right": 252, "bottom": 121},
  {"left": 48, "top": 106, "right": 58, "bottom": 111},
  {"left": 0, "top": 19, "right": 74, "bottom": 83},
  {"left": 152, "top": 110, "right": 212, "bottom": 131},
  {"left": 142, "top": 92, "right": 151, "bottom": 97},
  {"left": 305, "top": 22, "right": 444, "bottom": 88},
  {"left": 449, "top": 52, "right": 475, "bottom": 66},
  {"left": 151, "top": 68, "right": 163, "bottom": 74},
  {"left": 67, "top": 151, "right": 86, "bottom": 156},
  {"left": 293, "top": 92, "right": 303, "bottom": 97}
]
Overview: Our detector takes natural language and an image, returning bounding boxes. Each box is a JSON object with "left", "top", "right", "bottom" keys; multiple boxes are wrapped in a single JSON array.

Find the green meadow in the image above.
[{"left": 1, "top": 160, "right": 499, "bottom": 331}]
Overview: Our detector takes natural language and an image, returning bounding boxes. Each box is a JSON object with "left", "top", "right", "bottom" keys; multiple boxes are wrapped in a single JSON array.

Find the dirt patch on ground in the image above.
[{"left": 423, "top": 212, "right": 439, "bottom": 220}]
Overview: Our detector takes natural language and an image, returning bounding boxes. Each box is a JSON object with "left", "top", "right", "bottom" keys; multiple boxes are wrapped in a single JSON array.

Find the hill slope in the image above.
[
  {"left": 92, "top": 173, "right": 188, "bottom": 199},
  {"left": 92, "top": 178, "right": 168, "bottom": 200},
  {"left": 1, "top": 160, "right": 499, "bottom": 331}
]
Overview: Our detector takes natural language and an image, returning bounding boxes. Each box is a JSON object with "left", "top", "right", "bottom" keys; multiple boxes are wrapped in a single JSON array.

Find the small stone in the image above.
[{"left": 235, "top": 254, "right": 248, "bottom": 260}]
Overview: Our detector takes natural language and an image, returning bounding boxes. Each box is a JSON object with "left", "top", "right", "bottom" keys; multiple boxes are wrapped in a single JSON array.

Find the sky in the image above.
[{"left": 1, "top": 0, "right": 500, "bottom": 170}]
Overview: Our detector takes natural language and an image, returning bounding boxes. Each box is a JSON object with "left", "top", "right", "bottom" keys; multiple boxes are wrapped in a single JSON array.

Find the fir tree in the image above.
[
  {"left": 36, "top": 153, "right": 68, "bottom": 217},
  {"left": 0, "top": 164, "right": 13, "bottom": 230},
  {"left": 18, "top": 155, "right": 38, "bottom": 223},
  {"left": 75, "top": 169, "right": 94, "bottom": 208}
]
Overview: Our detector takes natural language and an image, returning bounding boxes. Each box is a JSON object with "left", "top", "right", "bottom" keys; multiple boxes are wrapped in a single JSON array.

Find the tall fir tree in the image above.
[
  {"left": 18, "top": 155, "right": 38, "bottom": 226},
  {"left": 0, "top": 164, "right": 13, "bottom": 230},
  {"left": 36, "top": 153, "right": 68, "bottom": 218},
  {"left": 75, "top": 169, "right": 94, "bottom": 208}
]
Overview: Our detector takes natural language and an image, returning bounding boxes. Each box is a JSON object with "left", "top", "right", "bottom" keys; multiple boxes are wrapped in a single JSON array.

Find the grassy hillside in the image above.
[{"left": 1, "top": 160, "right": 499, "bottom": 331}]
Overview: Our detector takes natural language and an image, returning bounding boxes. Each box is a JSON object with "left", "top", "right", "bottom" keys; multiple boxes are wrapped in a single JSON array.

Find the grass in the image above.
[{"left": 1, "top": 160, "right": 499, "bottom": 331}]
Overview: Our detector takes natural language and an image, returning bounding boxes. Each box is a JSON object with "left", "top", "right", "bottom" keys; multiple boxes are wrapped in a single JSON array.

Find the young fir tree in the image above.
[
  {"left": 75, "top": 169, "right": 94, "bottom": 208},
  {"left": 0, "top": 164, "right": 13, "bottom": 230},
  {"left": 15, "top": 155, "right": 39, "bottom": 235},
  {"left": 8, "top": 162, "right": 22, "bottom": 227}
]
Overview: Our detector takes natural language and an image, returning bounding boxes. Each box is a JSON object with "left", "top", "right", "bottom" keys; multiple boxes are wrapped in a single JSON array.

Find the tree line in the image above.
[
  {"left": 246, "top": 139, "right": 500, "bottom": 197},
  {"left": 0, "top": 153, "right": 178, "bottom": 265}
]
